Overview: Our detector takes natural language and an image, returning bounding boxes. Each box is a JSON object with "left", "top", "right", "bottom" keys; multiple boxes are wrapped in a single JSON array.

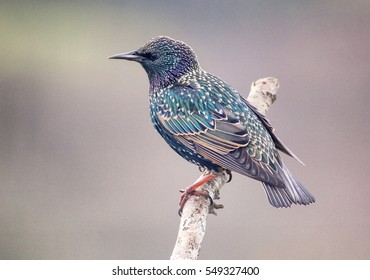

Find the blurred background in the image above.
[{"left": 1, "top": 0, "right": 370, "bottom": 259}]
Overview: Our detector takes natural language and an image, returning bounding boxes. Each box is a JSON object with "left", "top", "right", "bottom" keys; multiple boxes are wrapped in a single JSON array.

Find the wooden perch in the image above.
[{"left": 170, "top": 77, "right": 280, "bottom": 260}]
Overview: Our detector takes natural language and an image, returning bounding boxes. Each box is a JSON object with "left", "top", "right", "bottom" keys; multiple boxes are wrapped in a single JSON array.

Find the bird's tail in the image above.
[{"left": 262, "top": 163, "right": 315, "bottom": 208}]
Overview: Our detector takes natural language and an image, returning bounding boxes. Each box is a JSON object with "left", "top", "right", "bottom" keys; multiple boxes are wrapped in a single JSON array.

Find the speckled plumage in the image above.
[{"left": 110, "top": 36, "right": 315, "bottom": 208}]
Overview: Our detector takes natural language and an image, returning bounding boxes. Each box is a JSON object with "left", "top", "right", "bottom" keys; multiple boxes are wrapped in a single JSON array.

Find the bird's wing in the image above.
[
  {"left": 154, "top": 83, "right": 286, "bottom": 187},
  {"left": 241, "top": 97, "right": 305, "bottom": 165}
]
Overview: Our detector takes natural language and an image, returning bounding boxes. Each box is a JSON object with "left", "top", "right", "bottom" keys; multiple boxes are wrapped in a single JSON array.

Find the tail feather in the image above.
[
  {"left": 262, "top": 163, "right": 315, "bottom": 208},
  {"left": 262, "top": 182, "right": 292, "bottom": 208}
]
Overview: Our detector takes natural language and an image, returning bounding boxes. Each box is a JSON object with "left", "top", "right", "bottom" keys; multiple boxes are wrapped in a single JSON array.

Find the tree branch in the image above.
[{"left": 170, "top": 77, "right": 279, "bottom": 260}]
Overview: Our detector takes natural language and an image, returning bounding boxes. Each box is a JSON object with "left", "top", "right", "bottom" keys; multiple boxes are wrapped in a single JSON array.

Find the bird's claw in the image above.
[
  {"left": 178, "top": 189, "right": 213, "bottom": 216},
  {"left": 225, "top": 169, "right": 232, "bottom": 183}
]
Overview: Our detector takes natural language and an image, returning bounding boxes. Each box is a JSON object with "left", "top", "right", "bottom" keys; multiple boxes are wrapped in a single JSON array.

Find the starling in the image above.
[{"left": 109, "top": 36, "right": 315, "bottom": 211}]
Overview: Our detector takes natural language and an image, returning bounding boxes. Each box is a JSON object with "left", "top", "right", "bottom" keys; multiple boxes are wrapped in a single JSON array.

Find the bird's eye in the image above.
[{"left": 142, "top": 52, "right": 158, "bottom": 61}]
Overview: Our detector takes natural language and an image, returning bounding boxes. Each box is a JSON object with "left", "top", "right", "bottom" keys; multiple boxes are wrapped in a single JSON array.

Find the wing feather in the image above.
[{"left": 153, "top": 84, "right": 287, "bottom": 187}]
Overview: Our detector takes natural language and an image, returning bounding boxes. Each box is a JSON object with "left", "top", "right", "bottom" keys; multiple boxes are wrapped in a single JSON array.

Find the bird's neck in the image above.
[
  {"left": 148, "top": 67, "right": 200, "bottom": 94},
  {"left": 148, "top": 72, "right": 177, "bottom": 94}
]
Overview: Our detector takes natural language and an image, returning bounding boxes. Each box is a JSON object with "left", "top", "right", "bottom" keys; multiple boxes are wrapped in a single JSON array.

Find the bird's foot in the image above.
[
  {"left": 177, "top": 173, "right": 216, "bottom": 216},
  {"left": 178, "top": 189, "right": 213, "bottom": 216}
]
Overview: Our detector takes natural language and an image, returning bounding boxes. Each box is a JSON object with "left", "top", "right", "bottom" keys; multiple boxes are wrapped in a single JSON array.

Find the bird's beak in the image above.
[{"left": 109, "top": 51, "right": 142, "bottom": 61}]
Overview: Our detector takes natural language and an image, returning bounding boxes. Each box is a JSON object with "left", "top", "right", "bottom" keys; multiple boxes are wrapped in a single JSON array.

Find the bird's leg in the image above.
[{"left": 178, "top": 173, "right": 216, "bottom": 216}]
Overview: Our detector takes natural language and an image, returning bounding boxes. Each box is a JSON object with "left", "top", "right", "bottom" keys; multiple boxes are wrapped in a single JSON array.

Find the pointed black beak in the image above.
[{"left": 109, "top": 51, "right": 142, "bottom": 61}]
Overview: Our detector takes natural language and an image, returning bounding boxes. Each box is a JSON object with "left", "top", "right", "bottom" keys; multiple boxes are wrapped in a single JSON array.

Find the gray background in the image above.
[{"left": 1, "top": 0, "right": 369, "bottom": 259}]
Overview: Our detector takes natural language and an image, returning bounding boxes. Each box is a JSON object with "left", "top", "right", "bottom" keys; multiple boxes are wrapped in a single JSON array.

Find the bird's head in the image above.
[{"left": 109, "top": 36, "right": 199, "bottom": 90}]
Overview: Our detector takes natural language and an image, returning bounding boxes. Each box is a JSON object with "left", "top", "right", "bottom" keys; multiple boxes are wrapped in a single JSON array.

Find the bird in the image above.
[{"left": 109, "top": 36, "right": 315, "bottom": 213}]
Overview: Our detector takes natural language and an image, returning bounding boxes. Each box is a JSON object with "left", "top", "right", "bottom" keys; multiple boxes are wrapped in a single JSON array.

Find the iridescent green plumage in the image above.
[{"left": 110, "top": 36, "right": 315, "bottom": 208}]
